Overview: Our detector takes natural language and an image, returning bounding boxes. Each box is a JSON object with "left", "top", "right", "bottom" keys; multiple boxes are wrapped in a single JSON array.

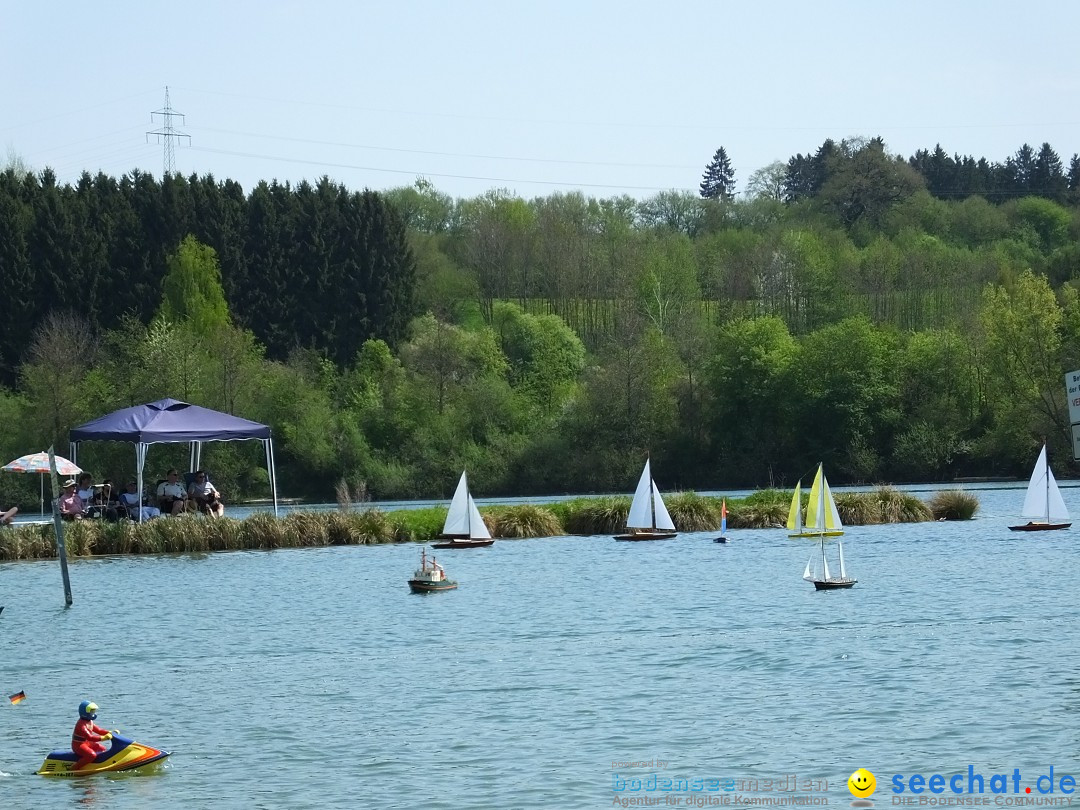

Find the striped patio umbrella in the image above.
[{"left": 2, "top": 452, "right": 83, "bottom": 516}]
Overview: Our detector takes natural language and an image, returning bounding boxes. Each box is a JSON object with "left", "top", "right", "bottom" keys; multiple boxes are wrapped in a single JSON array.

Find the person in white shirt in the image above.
[
  {"left": 121, "top": 480, "right": 160, "bottom": 521},
  {"left": 156, "top": 469, "right": 189, "bottom": 515},
  {"left": 188, "top": 471, "right": 224, "bottom": 518},
  {"left": 76, "top": 473, "right": 96, "bottom": 510}
]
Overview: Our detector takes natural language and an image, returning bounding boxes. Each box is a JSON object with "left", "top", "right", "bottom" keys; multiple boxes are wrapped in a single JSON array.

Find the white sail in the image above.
[
  {"left": 627, "top": 460, "right": 655, "bottom": 529},
  {"left": 466, "top": 495, "right": 491, "bottom": 539},
  {"left": 1046, "top": 467, "right": 1070, "bottom": 521},
  {"left": 803, "top": 559, "right": 813, "bottom": 581},
  {"left": 838, "top": 541, "right": 846, "bottom": 579},
  {"left": 1021, "top": 444, "right": 1070, "bottom": 522},
  {"left": 442, "top": 471, "right": 471, "bottom": 535},
  {"left": 823, "top": 479, "right": 843, "bottom": 532},
  {"left": 822, "top": 555, "right": 831, "bottom": 581},
  {"left": 651, "top": 482, "right": 676, "bottom": 531}
]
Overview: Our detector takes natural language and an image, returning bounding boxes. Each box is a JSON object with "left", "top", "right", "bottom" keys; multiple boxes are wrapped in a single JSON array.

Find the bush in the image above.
[
  {"left": 488, "top": 505, "right": 562, "bottom": 538},
  {"left": 928, "top": 489, "right": 979, "bottom": 520},
  {"left": 562, "top": 497, "right": 630, "bottom": 535},
  {"left": 666, "top": 492, "right": 722, "bottom": 531}
]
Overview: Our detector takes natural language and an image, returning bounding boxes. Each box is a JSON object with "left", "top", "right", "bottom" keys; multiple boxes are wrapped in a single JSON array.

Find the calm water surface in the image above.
[{"left": 2, "top": 485, "right": 1078, "bottom": 809}]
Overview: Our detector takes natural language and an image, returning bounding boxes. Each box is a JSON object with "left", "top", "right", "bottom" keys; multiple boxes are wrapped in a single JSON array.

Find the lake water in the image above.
[{"left": 2, "top": 484, "right": 1078, "bottom": 809}]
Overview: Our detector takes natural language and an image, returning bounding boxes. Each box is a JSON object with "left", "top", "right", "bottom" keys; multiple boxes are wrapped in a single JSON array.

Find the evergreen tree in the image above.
[
  {"left": 1067, "top": 154, "right": 1080, "bottom": 206},
  {"left": 783, "top": 153, "right": 813, "bottom": 203},
  {"left": 1009, "top": 143, "right": 1038, "bottom": 195},
  {"left": 1031, "top": 142, "right": 1067, "bottom": 202},
  {"left": 699, "top": 147, "right": 736, "bottom": 200}
]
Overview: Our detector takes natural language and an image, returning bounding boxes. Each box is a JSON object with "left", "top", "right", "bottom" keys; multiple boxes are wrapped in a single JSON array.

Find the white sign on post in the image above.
[
  {"left": 1072, "top": 423, "right": 1080, "bottom": 463},
  {"left": 1066, "top": 370, "right": 1080, "bottom": 428}
]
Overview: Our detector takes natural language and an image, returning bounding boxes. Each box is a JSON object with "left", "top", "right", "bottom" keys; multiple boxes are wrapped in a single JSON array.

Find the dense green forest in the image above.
[{"left": 1, "top": 135, "right": 1079, "bottom": 507}]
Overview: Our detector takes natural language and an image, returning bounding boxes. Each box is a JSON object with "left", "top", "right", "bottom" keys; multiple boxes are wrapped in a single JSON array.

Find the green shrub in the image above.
[
  {"left": 562, "top": 497, "right": 630, "bottom": 535},
  {"left": 928, "top": 489, "right": 979, "bottom": 520},
  {"left": 489, "top": 505, "right": 562, "bottom": 538},
  {"left": 666, "top": 492, "right": 722, "bottom": 531}
]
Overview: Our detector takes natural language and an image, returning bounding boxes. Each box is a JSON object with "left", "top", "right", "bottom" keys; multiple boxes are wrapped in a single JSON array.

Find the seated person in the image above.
[
  {"left": 89, "top": 479, "right": 122, "bottom": 522},
  {"left": 76, "top": 473, "right": 97, "bottom": 509},
  {"left": 156, "top": 469, "right": 189, "bottom": 516},
  {"left": 1, "top": 506, "right": 17, "bottom": 525},
  {"left": 59, "top": 479, "right": 87, "bottom": 520},
  {"left": 187, "top": 471, "right": 224, "bottom": 518},
  {"left": 120, "top": 480, "right": 161, "bottom": 521}
]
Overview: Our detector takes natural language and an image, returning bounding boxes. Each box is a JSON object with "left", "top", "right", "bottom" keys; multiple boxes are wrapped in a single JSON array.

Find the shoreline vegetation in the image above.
[{"left": 0, "top": 489, "right": 979, "bottom": 561}]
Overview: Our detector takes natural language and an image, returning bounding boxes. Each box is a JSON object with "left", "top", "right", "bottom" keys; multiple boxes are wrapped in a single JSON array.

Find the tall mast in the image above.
[
  {"left": 1044, "top": 442, "right": 1050, "bottom": 523},
  {"left": 817, "top": 463, "right": 825, "bottom": 538},
  {"left": 648, "top": 456, "right": 656, "bottom": 530}
]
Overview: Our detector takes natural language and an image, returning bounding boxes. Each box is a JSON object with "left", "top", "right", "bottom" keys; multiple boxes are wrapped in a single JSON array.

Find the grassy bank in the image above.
[{"left": 0, "top": 488, "right": 975, "bottom": 561}]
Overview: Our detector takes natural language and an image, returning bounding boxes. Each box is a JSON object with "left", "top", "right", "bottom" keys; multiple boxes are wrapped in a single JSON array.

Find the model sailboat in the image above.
[
  {"left": 1009, "top": 443, "right": 1071, "bottom": 531},
  {"left": 790, "top": 463, "right": 855, "bottom": 589},
  {"left": 713, "top": 498, "right": 729, "bottom": 543},
  {"left": 787, "top": 464, "right": 843, "bottom": 539},
  {"left": 614, "top": 458, "right": 677, "bottom": 541},
  {"left": 433, "top": 470, "right": 494, "bottom": 548}
]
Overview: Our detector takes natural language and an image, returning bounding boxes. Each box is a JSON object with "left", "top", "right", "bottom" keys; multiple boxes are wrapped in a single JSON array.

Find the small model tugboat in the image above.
[{"left": 408, "top": 548, "right": 458, "bottom": 594}]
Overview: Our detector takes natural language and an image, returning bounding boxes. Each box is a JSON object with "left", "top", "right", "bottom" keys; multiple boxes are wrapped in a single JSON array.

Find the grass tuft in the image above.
[
  {"left": 562, "top": 497, "right": 631, "bottom": 535},
  {"left": 488, "top": 505, "right": 562, "bottom": 538},
  {"left": 666, "top": 492, "right": 722, "bottom": 531},
  {"left": 928, "top": 489, "right": 980, "bottom": 520}
]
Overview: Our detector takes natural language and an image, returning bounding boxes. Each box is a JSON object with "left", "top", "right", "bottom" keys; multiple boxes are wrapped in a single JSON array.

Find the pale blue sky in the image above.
[{"left": 3, "top": 0, "right": 1079, "bottom": 201}]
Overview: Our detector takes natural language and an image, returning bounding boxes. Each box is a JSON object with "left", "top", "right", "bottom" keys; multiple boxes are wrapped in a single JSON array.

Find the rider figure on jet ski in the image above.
[{"left": 72, "top": 701, "right": 113, "bottom": 769}]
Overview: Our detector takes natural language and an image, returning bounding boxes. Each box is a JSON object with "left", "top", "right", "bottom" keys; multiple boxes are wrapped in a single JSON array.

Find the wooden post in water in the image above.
[{"left": 47, "top": 446, "right": 72, "bottom": 606}]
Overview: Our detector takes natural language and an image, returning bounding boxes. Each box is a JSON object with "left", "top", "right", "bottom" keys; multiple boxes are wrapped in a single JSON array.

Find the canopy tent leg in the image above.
[
  {"left": 188, "top": 441, "right": 205, "bottom": 474},
  {"left": 136, "top": 443, "right": 146, "bottom": 524},
  {"left": 265, "top": 439, "right": 279, "bottom": 517}
]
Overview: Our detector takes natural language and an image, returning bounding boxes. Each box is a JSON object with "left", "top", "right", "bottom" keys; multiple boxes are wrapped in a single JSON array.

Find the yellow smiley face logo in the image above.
[{"left": 848, "top": 768, "right": 876, "bottom": 798}]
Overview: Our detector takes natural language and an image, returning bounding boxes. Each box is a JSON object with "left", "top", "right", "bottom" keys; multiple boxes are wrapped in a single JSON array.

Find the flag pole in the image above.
[{"left": 47, "top": 446, "right": 72, "bottom": 606}]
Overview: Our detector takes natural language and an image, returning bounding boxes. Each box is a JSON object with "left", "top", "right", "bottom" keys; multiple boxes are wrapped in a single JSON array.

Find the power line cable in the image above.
[{"left": 187, "top": 145, "right": 695, "bottom": 192}]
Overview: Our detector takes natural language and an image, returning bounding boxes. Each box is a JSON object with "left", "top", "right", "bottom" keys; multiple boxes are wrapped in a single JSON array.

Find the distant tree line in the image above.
[
  {"left": 2, "top": 132, "right": 1080, "bottom": 505},
  {"left": 0, "top": 169, "right": 416, "bottom": 386},
  {"left": 779, "top": 137, "right": 1080, "bottom": 205}
]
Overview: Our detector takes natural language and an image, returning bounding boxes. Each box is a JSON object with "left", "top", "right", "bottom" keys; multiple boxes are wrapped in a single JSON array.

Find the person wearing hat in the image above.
[
  {"left": 59, "top": 479, "right": 87, "bottom": 521},
  {"left": 71, "top": 700, "right": 114, "bottom": 769}
]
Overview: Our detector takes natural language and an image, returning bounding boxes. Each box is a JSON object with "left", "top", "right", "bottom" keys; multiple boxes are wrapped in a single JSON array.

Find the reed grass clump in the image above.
[
  {"left": 666, "top": 492, "right": 722, "bottom": 531},
  {"left": 237, "top": 512, "right": 297, "bottom": 549},
  {"left": 736, "top": 489, "right": 792, "bottom": 528},
  {"left": 0, "top": 483, "right": 963, "bottom": 562},
  {"left": 488, "top": 505, "right": 562, "bottom": 538},
  {"left": 0, "top": 523, "right": 56, "bottom": 559},
  {"left": 875, "top": 488, "right": 933, "bottom": 523},
  {"left": 834, "top": 493, "right": 879, "bottom": 525},
  {"left": 562, "top": 497, "right": 630, "bottom": 535},
  {"left": 347, "top": 509, "right": 397, "bottom": 544},
  {"left": 389, "top": 508, "right": 448, "bottom": 543},
  {"left": 832, "top": 488, "right": 933, "bottom": 525},
  {"left": 928, "top": 489, "right": 979, "bottom": 520}
]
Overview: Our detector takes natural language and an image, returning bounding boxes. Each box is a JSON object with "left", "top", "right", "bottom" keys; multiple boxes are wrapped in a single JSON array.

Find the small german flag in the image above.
[{"left": 9, "top": 690, "right": 26, "bottom": 704}]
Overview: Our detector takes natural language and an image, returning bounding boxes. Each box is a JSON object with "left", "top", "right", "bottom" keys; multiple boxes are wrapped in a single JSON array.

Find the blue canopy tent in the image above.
[{"left": 69, "top": 398, "right": 278, "bottom": 520}]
